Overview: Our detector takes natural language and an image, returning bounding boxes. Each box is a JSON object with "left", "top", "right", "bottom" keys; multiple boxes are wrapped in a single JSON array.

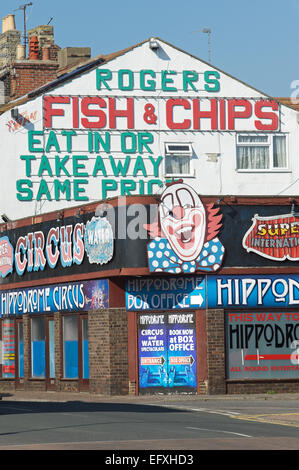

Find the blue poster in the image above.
[
  {"left": 167, "top": 313, "right": 197, "bottom": 388},
  {"left": 138, "top": 315, "right": 168, "bottom": 389},
  {"left": 138, "top": 312, "right": 197, "bottom": 393}
]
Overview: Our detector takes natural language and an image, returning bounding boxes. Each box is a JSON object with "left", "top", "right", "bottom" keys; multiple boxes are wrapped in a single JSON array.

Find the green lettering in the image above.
[
  {"left": 61, "top": 130, "right": 76, "bottom": 152},
  {"left": 73, "top": 155, "right": 88, "bottom": 177},
  {"left": 121, "top": 132, "right": 136, "bottom": 153},
  {"left": 73, "top": 179, "right": 88, "bottom": 201},
  {"left": 147, "top": 179, "right": 163, "bottom": 193},
  {"left": 55, "top": 155, "right": 70, "bottom": 177},
  {"left": 96, "top": 69, "right": 112, "bottom": 90},
  {"left": 161, "top": 70, "right": 177, "bottom": 91},
  {"left": 183, "top": 71, "right": 198, "bottom": 91},
  {"left": 20, "top": 155, "right": 36, "bottom": 177},
  {"left": 38, "top": 155, "right": 53, "bottom": 177},
  {"left": 28, "top": 130, "right": 44, "bottom": 152},
  {"left": 133, "top": 156, "right": 147, "bottom": 177},
  {"left": 121, "top": 179, "right": 136, "bottom": 195},
  {"left": 92, "top": 156, "right": 107, "bottom": 177},
  {"left": 109, "top": 156, "right": 131, "bottom": 176},
  {"left": 93, "top": 131, "right": 110, "bottom": 152},
  {"left": 54, "top": 179, "right": 71, "bottom": 201},
  {"left": 102, "top": 179, "right": 117, "bottom": 199},
  {"left": 204, "top": 71, "right": 220, "bottom": 92},
  {"left": 140, "top": 70, "right": 156, "bottom": 91},
  {"left": 45, "top": 131, "right": 61, "bottom": 153},
  {"left": 118, "top": 69, "right": 134, "bottom": 90},
  {"left": 138, "top": 132, "right": 153, "bottom": 153},
  {"left": 16, "top": 179, "right": 33, "bottom": 201},
  {"left": 148, "top": 155, "right": 162, "bottom": 177},
  {"left": 37, "top": 179, "right": 52, "bottom": 201}
]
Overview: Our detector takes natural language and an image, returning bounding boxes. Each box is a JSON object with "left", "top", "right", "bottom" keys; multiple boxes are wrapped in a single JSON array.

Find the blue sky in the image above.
[{"left": 2, "top": 0, "right": 299, "bottom": 97}]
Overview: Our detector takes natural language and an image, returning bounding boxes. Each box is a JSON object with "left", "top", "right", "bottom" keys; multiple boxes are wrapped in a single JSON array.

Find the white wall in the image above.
[{"left": 0, "top": 38, "right": 298, "bottom": 221}]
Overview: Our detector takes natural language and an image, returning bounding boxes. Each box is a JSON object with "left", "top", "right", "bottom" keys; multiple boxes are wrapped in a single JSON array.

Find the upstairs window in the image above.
[
  {"left": 165, "top": 143, "right": 193, "bottom": 176},
  {"left": 236, "top": 134, "right": 287, "bottom": 170}
]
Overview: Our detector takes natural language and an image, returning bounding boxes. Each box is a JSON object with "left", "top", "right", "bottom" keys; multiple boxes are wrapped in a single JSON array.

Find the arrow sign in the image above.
[
  {"left": 244, "top": 354, "right": 299, "bottom": 361},
  {"left": 141, "top": 356, "right": 165, "bottom": 366},
  {"left": 190, "top": 293, "right": 204, "bottom": 307},
  {"left": 169, "top": 355, "right": 195, "bottom": 366}
]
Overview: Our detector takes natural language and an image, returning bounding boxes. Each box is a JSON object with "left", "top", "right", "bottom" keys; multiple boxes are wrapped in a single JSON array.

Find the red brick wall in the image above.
[
  {"left": 206, "top": 309, "right": 226, "bottom": 394},
  {"left": 89, "top": 308, "right": 129, "bottom": 395},
  {"left": 10, "top": 61, "right": 58, "bottom": 99}
]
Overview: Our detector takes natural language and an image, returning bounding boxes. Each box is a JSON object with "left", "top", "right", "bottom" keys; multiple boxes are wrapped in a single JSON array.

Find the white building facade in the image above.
[{"left": 0, "top": 37, "right": 298, "bottom": 221}]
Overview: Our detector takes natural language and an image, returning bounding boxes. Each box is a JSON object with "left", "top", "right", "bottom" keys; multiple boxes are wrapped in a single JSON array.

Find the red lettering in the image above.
[
  {"left": 34, "top": 231, "right": 46, "bottom": 270},
  {"left": 46, "top": 227, "right": 60, "bottom": 268},
  {"left": 73, "top": 223, "right": 85, "bottom": 265},
  {"left": 60, "top": 225, "right": 73, "bottom": 267},
  {"left": 254, "top": 100, "right": 279, "bottom": 131},
  {"left": 81, "top": 97, "right": 107, "bottom": 128},
  {"left": 108, "top": 97, "right": 134, "bottom": 128},
  {"left": 193, "top": 98, "right": 218, "bottom": 130},
  {"left": 15, "top": 236, "right": 27, "bottom": 275},
  {"left": 27, "top": 232, "right": 34, "bottom": 271},
  {"left": 227, "top": 99, "right": 252, "bottom": 130},
  {"left": 44, "top": 96, "right": 70, "bottom": 128},
  {"left": 166, "top": 99, "right": 191, "bottom": 129},
  {"left": 72, "top": 96, "right": 79, "bottom": 128},
  {"left": 219, "top": 99, "right": 226, "bottom": 130}
]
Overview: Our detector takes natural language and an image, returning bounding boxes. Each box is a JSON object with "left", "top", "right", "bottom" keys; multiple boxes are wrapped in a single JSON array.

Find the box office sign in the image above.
[
  {"left": 126, "top": 276, "right": 206, "bottom": 311},
  {"left": 207, "top": 274, "right": 299, "bottom": 309},
  {"left": 0, "top": 279, "right": 108, "bottom": 316},
  {"left": 242, "top": 212, "right": 299, "bottom": 261},
  {"left": 226, "top": 311, "right": 299, "bottom": 379},
  {"left": 138, "top": 312, "right": 197, "bottom": 393}
]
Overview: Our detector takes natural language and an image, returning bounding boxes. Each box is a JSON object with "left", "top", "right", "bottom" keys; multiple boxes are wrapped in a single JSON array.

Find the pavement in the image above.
[{"left": 1, "top": 390, "right": 299, "bottom": 428}]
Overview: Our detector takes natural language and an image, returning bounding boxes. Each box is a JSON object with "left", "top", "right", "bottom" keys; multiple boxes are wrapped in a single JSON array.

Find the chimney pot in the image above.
[
  {"left": 2, "top": 14, "right": 16, "bottom": 33},
  {"left": 29, "top": 35, "right": 39, "bottom": 60}
]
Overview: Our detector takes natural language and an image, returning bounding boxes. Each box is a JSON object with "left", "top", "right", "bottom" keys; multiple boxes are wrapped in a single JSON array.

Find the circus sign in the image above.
[
  {"left": 144, "top": 181, "right": 225, "bottom": 274},
  {"left": 242, "top": 212, "right": 299, "bottom": 261}
]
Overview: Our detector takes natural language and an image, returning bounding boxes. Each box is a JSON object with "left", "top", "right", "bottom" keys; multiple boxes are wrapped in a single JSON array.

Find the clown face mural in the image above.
[
  {"left": 159, "top": 183, "right": 206, "bottom": 262},
  {"left": 145, "top": 181, "right": 225, "bottom": 274}
]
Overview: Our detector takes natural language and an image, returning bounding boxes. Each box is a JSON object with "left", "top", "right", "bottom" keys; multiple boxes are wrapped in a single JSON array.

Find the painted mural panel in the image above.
[
  {"left": 138, "top": 312, "right": 197, "bottom": 393},
  {"left": 226, "top": 311, "right": 299, "bottom": 379}
]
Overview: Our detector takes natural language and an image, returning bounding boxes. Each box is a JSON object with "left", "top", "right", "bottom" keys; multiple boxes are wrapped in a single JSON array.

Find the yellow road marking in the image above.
[{"left": 232, "top": 413, "right": 299, "bottom": 428}]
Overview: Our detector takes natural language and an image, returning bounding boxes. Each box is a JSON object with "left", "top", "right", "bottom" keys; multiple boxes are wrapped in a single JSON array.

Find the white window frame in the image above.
[
  {"left": 164, "top": 142, "right": 193, "bottom": 177},
  {"left": 236, "top": 133, "right": 289, "bottom": 172}
]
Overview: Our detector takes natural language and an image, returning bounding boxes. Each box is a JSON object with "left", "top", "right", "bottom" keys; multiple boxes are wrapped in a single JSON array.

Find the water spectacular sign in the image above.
[{"left": 138, "top": 312, "right": 197, "bottom": 392}]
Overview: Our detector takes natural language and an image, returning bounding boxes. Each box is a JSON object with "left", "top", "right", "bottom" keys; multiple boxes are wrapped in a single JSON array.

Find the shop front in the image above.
[{"left": 1, "top": 184, "right": 299, "bottom": 395}]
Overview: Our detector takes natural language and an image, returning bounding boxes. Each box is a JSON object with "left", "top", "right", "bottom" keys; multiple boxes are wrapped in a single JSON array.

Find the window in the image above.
[
  {"left": 18, "top": 322, "right": 24, "bottom": 379},
  {"left": 165, "top": 143, "right": 193, "bottom": 176},
  {"left": 31, "top": 317, "right": 46, "bottom": 378},
  {"left": 236, "top": 134, "right": 287, "bottom": 170},
  {"left": 63, "top": 316, "right": 78, "bottom": 379},
  {"left": 2, "top": 319, "right": 15, "bottom": 379},
  {"left": 63, "top": 314, "right": 89, "bottom": 383}
]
